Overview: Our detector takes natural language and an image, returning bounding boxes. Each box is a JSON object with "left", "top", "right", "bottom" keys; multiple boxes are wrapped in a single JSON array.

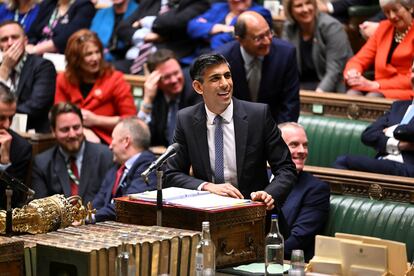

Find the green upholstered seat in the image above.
[
  {"left": 325, "top": 195, "right": 414, "bottom": 261},
  {"left": 298, "top": 115, "right": 376, "bottom": 167}
]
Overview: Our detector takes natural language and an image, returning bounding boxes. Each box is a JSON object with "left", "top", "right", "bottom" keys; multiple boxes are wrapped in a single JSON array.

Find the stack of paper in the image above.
[{"left": 129, "top": 187, "right": 252, "bottom": 210}]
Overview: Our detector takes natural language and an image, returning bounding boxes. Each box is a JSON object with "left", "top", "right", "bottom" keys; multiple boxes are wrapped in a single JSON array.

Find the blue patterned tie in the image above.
[
  {"left": 214, "top": 115, "right": 224, "bottom": 183},
  {"left": 167, "top": 100, "right": 177, "bottom": 144}
]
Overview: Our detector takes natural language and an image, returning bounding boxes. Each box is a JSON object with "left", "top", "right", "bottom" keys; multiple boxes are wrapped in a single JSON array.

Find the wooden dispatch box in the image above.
[
  {"left": 0, "top": 236, "right": 24, "bottom": 276},
  {"left": 115, "top": 196, "right": 267, "bottom": 268}
]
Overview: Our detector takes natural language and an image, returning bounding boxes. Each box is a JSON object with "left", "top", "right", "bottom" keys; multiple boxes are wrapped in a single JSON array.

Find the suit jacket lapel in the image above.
[
  {"left": 54, "top": 149, "right": 72, "bottom": 197},
  {"left": 193, "top": 104, "right": 212, "bottom": 182},
  {"left": 15, "top": 55, "right": 32, "bottom": 98},
  {"left": 232, "top": 47, "right": 251, "bottom": 101},
  {"left": 78, "top": 142, "right": 91, "bottom": 198},
  {"left": 233, "top": 99, "right": 248, "bottom": 185}
]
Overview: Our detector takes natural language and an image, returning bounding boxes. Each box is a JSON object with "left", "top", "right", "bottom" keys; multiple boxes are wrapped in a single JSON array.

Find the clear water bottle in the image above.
[
  {"left": 265, "top": 214, "right": 284, "bottom": 276},
  {"left": 115, "top": 233, "right": 136, "bottom": 276},
  {"left": 195, "top": 221, "right": 216, "bottom": 276}
]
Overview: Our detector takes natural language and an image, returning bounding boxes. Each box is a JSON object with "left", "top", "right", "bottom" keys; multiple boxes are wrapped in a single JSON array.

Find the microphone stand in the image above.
[
  {"left": 156, "top": 168, "right": 163, "bottom": 226},
  {"left": 5, "top": 186, "right": 13, "bottom": 236}
]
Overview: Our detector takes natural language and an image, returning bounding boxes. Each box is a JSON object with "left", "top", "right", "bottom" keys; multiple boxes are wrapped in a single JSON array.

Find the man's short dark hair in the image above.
[
  {"left": 189, "top": 53, "right": 230, "bottom": 83},
  {"left": 146, "top": 49, "right": 177, "bottom": 72},
  {"left": 119, "top": 117, "right": 151, "bottom": 150},
  {"left": 0, "top": 82, "right": 16, "bottom": 104},
  {"left": 49, "top": 102, "right": 83, "bottom": 129},
  {"left": 234, "top": 16, "right": 248, "bottom": 39},
  {"left": 0, "top": 20, "right": 24, "bottom": 33}
]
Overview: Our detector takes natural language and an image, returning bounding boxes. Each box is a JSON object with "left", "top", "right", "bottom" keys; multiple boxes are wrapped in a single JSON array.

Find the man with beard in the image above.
[
  {"left": 32, "top": 103, "right": 113, "bottom": 204},
  {"left": 138, "top": 49, "right": 201, "bottom": 146}
]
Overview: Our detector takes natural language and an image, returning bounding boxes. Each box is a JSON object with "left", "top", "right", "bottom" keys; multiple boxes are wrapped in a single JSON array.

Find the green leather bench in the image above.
[
  {"left": 298, "top": 115, "right": 376, "bottom": 167},
  {"left": 325, "top": 195, "right": 414, "bottom": 261}
]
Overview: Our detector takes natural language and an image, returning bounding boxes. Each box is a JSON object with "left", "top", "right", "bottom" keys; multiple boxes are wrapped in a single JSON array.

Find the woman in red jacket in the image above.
[
  {"left": 343, "top": 0, "right": 414, "bottom": 99},
  {"left": 55, "top": 29, "right": 137, "bottom": 144}
]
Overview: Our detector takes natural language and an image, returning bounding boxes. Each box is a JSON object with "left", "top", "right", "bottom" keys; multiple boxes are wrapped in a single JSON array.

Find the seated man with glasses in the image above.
[
  {"left": 218, "top": 11, "right": 300, "bottom": 124},
  {"left": 137, "top": 49, "right": 202, "bottom": 147}
]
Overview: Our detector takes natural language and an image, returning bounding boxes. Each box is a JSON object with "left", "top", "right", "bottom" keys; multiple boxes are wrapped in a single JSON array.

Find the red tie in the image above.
[
  {"left": 112, "top": 165, "right": 126, "bottom": 196},
  {"left": 69, "top": 158, "right": 79, "bottom": 196}
]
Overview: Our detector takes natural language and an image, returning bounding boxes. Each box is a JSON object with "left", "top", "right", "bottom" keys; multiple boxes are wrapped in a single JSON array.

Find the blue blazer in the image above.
[
  {"left": 92, "top": 150, "right": 157, "bottom": 222},
  {"left": 281, "top": 172, "right": 330, "bottom": 262},
  {"left": 165, "top": 98, "right": 297, "bottom": 205},
  {"left": 217, "top": 39, "right": 300, "bottom": 124},
  {"left": 90, "top": 0, "right": 138, "bottom": 61},
  {"left": 362, "top": 100, "right": 414, "bottom": 164},
  {"left": 187, "top": 2, "right": 272, "bottom": 50},
  {"left": 27, "top": 0, "right": 95, "bottom": 53},
  {"left": 0, "top": 4, "right": 40, "bottom": 32}
]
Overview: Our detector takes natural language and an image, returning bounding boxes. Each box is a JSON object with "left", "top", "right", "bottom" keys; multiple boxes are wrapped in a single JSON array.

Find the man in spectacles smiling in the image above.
[{"left": 218, "top": 11, "right": 300, "bottom": 125}]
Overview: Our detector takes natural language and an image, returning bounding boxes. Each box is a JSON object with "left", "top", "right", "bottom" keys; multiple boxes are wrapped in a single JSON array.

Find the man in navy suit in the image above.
[
  {"left": 217, "top": 11, "right": 300, "bottom": 124},
  {"left": 279, "top": 122, "right": 330, "bottom": 262},
  {"left": 165, "top": 53, "right": 297, "bottom": 210},
  {"left": 0, "top": 83, "right": 31, "bottom": 209},
  {"left": 0, "top": 21, "right": 56, "bottom": 133},
  {"left": 334, "top": 61, "right": 414, "bottom": 176},
  {"left": 138, "top": 49, "right": 201, "bottom": 147},
  {"left": 32, "top": 103, "right": 113, "bottom": 205},
  {"left": 334, "top": 99, "right": 414, "bottom": 176},
  {"left": 93, "top": 117, "right": 157, "bottom": 222}
]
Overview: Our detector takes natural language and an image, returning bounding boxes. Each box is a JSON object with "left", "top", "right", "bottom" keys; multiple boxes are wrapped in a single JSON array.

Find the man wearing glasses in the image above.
[
  {"left": 218, "top": 11, "right": 300, "bottom": 124},
  {"left": 138, "top": 49, "right": 201, "bottom": 147}
]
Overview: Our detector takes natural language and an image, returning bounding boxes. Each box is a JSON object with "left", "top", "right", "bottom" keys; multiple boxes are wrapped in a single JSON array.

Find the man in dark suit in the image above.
[
  {"left": 0, "top": 84, "right": 32, "bottom": 209},
  {"left": 93, "top": 117, "right": 157, "bottom": 222},
  {"left": 114, "top": 0, "right": 210, "bottom": 73},
  {"left": 138, "top": 49, "right": 201, "bottom": 147},
  {"left": 279, "top": 122, "right": 330, "bottom": 262},
  {"left": 334, "top": 99, "right": 414, "bottom": 176},
  {"left": 165, "top": 53, "right": 297, "bottom": 209},
  {"left": 0, "top": 21, "right": 56, "bottom": 133},
  {"left": 217, "top": 11, "right": 300, "bottom": 124},
  {"left": 32, "top": 103, "right": 113, "bottom": 205}
]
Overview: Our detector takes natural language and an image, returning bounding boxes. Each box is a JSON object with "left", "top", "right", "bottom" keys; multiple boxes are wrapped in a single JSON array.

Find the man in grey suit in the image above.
[
  {"left": 165, "top": 53, "right": 297, "bottom": 209},
  {"left": 32, "top": 103, "right": 113, "bottom": 205}
]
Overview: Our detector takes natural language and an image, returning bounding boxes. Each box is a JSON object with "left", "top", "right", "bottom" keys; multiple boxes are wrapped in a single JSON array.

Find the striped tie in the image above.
[
  {"left": 67, "top": 157, "right": 79, "bottom": 195},
  {"left": 130, "top": 43, "right": 154, "bottom": 75}
]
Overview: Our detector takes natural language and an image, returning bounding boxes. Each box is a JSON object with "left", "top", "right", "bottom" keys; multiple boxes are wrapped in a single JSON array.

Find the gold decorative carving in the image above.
[
  {"left": 347, "top": 104, "right": 360, "bottom": 120},
  {"left": 368, "top": 184, "right": 383, "bottom": 200},
  {"left": 0, "top": 195, "right": 87, "bottom": 234}
]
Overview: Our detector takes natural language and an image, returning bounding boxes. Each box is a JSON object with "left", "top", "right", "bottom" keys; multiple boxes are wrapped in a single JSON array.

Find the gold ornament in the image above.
[{"left": 0, "top": 194, "right": 87, "bottom": 234}]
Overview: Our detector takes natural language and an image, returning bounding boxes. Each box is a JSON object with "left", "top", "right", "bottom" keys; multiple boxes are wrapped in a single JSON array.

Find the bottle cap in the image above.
[
  {"left": 202, "top": 221, "right": 210, "bottom": 227},
  {"left": 271, "top": 214, "right": 278, "bottom": 219}
]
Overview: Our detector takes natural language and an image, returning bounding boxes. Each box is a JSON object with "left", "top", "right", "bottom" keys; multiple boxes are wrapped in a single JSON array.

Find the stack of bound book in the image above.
[{"left": 12, "top": 221, "right": 201, "bottom": 276}]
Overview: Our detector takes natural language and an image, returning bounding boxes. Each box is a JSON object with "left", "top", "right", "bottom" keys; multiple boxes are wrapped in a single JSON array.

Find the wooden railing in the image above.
[
  {"left": 304, "top": 165, "right": 414, "bottom": 203},
  {"left": 300, "top": 90, "right": 393, "bottom": 121}
]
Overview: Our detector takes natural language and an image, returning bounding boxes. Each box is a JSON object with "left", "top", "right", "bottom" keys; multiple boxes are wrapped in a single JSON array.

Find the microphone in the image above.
[
  {"left": 142, "top": 143, "right": 180, "bottom": 182},
  {"left": 0, "top": 170, "right": 35, "bottom": 197}
]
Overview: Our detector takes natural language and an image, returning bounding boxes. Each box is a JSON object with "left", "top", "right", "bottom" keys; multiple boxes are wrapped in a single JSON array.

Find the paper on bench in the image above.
[{"left": 129, "top": 187, "right": 252, "bottom": 210}]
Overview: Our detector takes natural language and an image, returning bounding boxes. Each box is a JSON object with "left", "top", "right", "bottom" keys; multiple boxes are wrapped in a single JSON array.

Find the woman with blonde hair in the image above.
[
  {"left": 55, "top": 29, "right": 137, "bottom": 144},
  {"left": 343, "top": 0, "right": 414, "bottom": 99},
  {"left": 282, "top": 0, "right": 353, "bottom": 92}
]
